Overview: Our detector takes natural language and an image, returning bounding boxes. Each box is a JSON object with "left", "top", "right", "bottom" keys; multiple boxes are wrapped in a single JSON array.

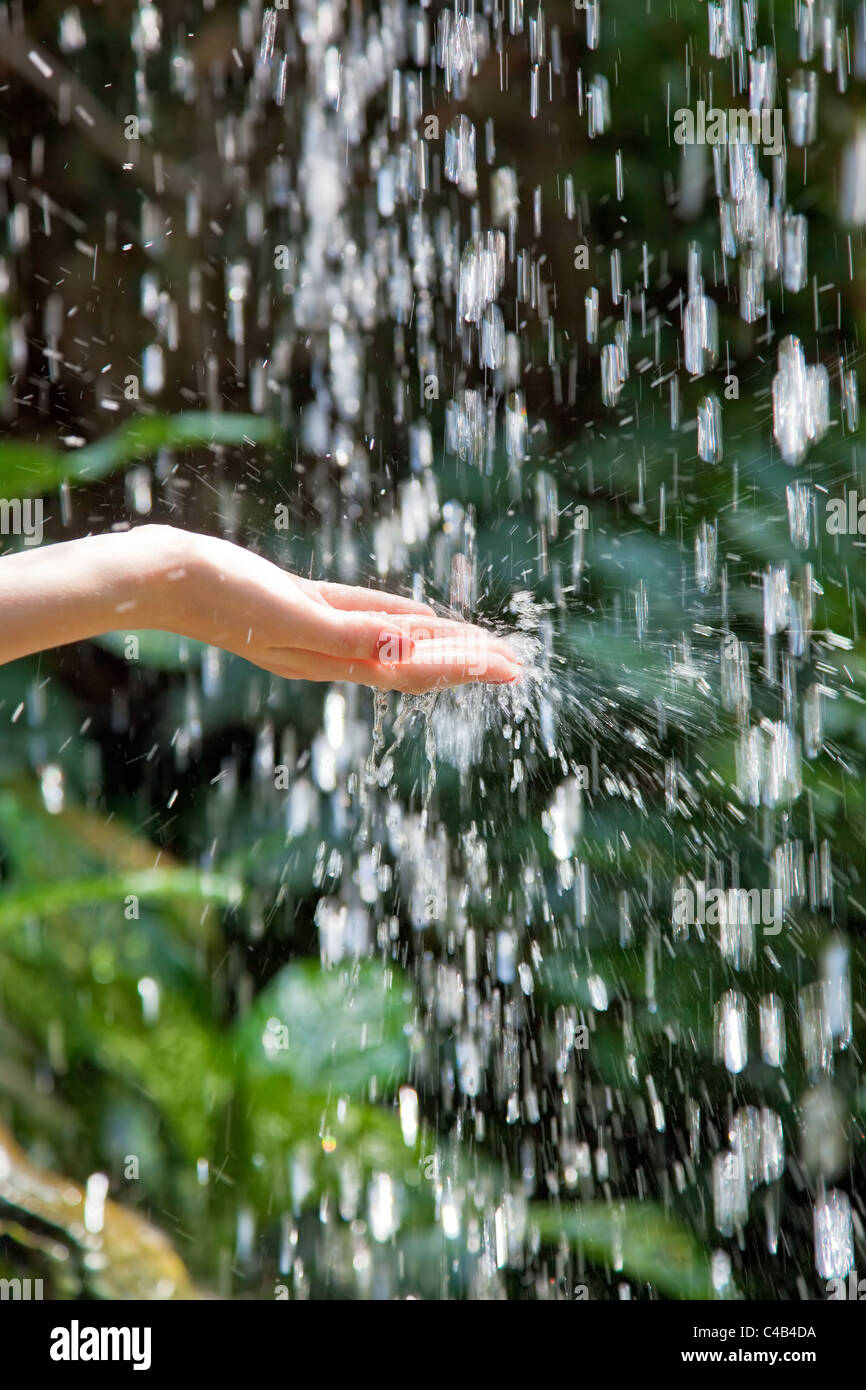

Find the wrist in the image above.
[{"left": 121, "top": 525, "right": 210, "bottom": 636}]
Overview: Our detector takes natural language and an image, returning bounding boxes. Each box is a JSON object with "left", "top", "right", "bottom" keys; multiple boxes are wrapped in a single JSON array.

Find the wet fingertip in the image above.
[{"left": 377, "top": 629, "right": 415, "bottom": 664}]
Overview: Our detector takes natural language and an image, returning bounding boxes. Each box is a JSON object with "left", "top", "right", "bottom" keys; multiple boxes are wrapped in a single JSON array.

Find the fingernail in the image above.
[
  {"left": 492, "top": 673, "right": 519, "bottom": 684},
  {"left": 378, "top": 630, "right": 415, "bottom": 664}
]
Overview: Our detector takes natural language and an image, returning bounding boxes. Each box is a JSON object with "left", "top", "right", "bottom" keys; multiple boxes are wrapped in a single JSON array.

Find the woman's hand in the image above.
[
  {"left": 0, "top": 525, "right": 522, "bottom": 692},
  {"left": 158, "top": 529, "right": 522, "bottom": 691}
]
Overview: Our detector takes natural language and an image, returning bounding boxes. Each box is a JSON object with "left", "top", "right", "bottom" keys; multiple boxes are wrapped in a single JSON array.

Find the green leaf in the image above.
[
  {"left": 0, "top": 413, "right": 281, "bottom": 498},
  {"left": 0, "top": 782, "right": 237, "bottom": 947},
  {"left": 235, "top": 958, "right": 413, "bottom": 1097},
  {"left": 533, "top": 1200, "right": 714, "bottom": 1299},
  {"left": 0, "top": 868, "right": 242, "bottom": 935},
  {"left": 242, "top": 1072, "right": 419, "bottom": 1206}
]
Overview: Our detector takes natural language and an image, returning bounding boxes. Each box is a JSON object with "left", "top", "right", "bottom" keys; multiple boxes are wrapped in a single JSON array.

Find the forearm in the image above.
[{"left": 0, "top": 527, "right": 200, "bottom": 665}]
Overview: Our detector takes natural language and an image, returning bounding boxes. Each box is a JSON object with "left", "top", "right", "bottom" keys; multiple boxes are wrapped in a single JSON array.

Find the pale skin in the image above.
[{"left": 0, "top": 525, "right": 522, "bottom": 692}]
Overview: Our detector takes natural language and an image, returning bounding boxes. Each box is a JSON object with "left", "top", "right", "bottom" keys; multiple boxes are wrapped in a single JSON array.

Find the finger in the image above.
[
  {"left": 295, "top": 580, "right": 520, "bottom": 661},
  {"left": 312, "top": 581, "right": 437, "bottom": 618},
  {"left": 288, "top": 577, "right": 332, "bottom": 607},
  {"left": 394, "top": 640, "right": 522, "bottom": 692},
  {"left": 284, "top": 584, "right": 521, "bottom": 663},
  {"left": 254, "top": 641, "right": 522, "bottom": 691},
  {"left": 266, "top": 607, "right": 521, "bottom": 669},
  {"left": 309, "top": 612, "right": 520, "bottom": 663},
  {"left": 268, "top": 598, "right": 415, "bottom": 663},
  {"left": 402, "top": 618, "right": 521, "bottom": 664}
]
